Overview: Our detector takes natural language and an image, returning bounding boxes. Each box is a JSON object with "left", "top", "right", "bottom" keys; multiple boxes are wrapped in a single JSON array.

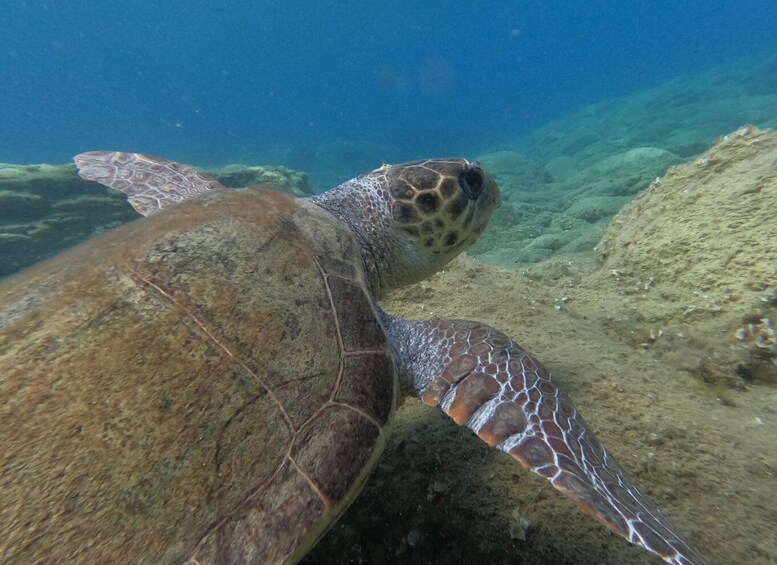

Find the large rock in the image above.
[
  {"left": 211, "top": 163, "right": 310, "bottom": 197},
  {"left": 0, "top": 161, "right": 311, "bottom": 279},
  {"left": 566, "top": 196, "right": 632, "bottom": 223},
  {"left": 597, "top": 126, "right": 777, "bottom": 382},
  {"left": 581, "top": 147, "right": 682, "bottom": 195},
  {"left": 477, "top": 151, "right": 550, "bottom": 192}
]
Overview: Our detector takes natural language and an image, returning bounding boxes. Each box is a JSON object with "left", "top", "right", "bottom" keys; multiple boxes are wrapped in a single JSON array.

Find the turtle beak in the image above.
[
  {"left": 465, "top": 161, "right": 501, "bottom": 209},
  {"left": 460, "top": 165, "right": 484, "bottom": 200},
  {"left": 480, "top": 164, "right": 501, "bottom": 209}
]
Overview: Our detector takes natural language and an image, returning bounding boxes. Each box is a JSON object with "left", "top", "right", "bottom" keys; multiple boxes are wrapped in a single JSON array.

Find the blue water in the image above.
[{"left": 2, "top": 1, "right": 777, "bottom": 182}]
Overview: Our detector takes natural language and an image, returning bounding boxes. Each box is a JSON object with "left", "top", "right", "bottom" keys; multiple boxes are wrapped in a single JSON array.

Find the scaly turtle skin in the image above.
[{"left": 0, "top": 152, "right": 707, "bottom": 564}]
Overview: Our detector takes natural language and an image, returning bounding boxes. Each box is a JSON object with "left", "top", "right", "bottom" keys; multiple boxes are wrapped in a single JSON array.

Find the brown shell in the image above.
[{"left": 0, "top": 189, "right": 397, "bottom": 563}]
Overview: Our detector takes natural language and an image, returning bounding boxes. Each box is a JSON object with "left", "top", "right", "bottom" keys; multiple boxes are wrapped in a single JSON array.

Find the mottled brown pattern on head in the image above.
[
  {"left": 446, "top": 192, "right": 469, "bottom": 221},
  {"left": 415, "top": 191, "right": 441, "bottom": 214},
  {"left": 403, "top": 165, "right": 440, "bottom": 189},
  {"left": 392, "top": 201, "right": 422, "bottom": 224},
  {"left": 439, "top": 176, "right": 458, "bottom": 198},
  {"left": 374, "top": 159, "right": 499, "bottom": 263},
  {"left": 388, "top": 178, "right": 415, "bottom": 200}
]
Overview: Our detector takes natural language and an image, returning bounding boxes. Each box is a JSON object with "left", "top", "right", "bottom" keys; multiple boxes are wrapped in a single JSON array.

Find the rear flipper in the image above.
[
  {"left": 75, "top": 151, "right": 226, "bottom": 216},
  {"left": 383, "top": 313, "right": 707, "bottom": 565}
]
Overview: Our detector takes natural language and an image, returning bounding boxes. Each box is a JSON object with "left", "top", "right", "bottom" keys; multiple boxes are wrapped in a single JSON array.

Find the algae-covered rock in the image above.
[
  {"left": 0, "top": 190, "right": 47, "bottom": 219},
  {"left": 566, "top": 196, "right": 632, "bottom": 223},
  {"left": 478, "top": 151, "right": 550, "bottom": 191},
  {"left": 545, "top": 155, "right": 578, "bottom": 182},
  {"left": 560, "top": 147, "right": 682, "bottom": 199},
  {"left": 596, "top": 126, "right": 777, "bottom": 383},
  {"left": 209, "top": 164, "right": 310, "bottom": 197},
  {"left": 597, "top": 128, "right": 775, "bottom": 290},
  {"left": 0, "top": 160, "right": 311, "bottom": 279},
  {"left": 586, "top": 147, "right": 681, "bottom": 193}
]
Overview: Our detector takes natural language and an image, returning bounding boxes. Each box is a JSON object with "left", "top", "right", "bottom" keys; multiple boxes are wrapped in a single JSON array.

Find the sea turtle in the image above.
[{"left": 0, "top": 151, "right": 706, "bottom": 564}]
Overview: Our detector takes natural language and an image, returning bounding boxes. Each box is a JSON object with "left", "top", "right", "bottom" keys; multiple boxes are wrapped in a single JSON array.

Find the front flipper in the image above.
[
  {"left": 384, "top": 313, "right": 707, "bottom": 565},
  {"left": 74, "top": 151, "right": 226, "bottom": 216}
]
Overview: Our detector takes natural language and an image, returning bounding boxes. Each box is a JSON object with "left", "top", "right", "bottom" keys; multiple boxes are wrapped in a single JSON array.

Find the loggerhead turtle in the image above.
[{"left": 0, "top": 152, "right": 707, "bottom": 564}]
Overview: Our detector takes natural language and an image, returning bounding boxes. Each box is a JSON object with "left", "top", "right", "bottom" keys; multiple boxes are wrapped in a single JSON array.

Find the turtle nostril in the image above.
[{"left": 460, "top": 167, "right": 483, "bottom": 200}]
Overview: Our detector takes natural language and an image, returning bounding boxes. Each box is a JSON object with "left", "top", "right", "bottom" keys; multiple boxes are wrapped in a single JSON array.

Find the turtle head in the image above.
[
  {"left": 379, "top": 159, "right": 500, "bottom": 268},
  {"left": 311, "top": 159, "right": 500, "bottom": 297}
]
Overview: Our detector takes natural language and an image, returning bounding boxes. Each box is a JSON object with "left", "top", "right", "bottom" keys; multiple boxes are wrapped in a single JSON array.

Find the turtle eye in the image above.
[{"left": 460, "top": 167, "right": 483, "bottom": 200}]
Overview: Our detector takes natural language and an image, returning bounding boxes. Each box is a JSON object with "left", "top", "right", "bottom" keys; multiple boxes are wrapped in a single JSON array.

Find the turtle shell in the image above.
[{"left": 0, "top": 189, "right": 397, "bottom": 563}]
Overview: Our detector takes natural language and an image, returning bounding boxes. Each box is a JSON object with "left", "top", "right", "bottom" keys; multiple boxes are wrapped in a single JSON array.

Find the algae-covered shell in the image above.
[{"left": 0, "top": 188, "right": 396, "bottom": 563}]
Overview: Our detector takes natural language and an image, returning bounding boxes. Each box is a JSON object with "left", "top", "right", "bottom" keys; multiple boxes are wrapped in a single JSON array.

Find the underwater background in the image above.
[
  {"left": 2, "top": 2, "right": 777, "bottom": 564},
  {"left": 2, "top": 1, "right": 777, "bottom": 187}
]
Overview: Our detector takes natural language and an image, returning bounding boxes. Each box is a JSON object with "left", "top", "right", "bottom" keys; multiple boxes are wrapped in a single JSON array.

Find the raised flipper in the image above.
[
  {"left": 384, "top": 312, "right": 708, "bottom": 565},
  {"left": 74, "top": 151, "right": 226, "bottom": 216}
]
